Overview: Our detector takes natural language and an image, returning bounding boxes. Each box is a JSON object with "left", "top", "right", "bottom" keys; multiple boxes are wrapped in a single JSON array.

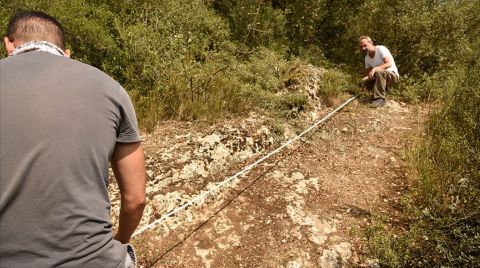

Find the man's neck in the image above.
[
  {"left": 368, "top": 46, "right": 376, "bottom": 58},
  {"left": 9, "top": 40, "right": 66, "bottom": 57}
]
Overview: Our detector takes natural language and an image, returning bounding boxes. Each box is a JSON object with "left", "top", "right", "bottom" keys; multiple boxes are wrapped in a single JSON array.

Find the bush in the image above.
[
  {"left": 0, "top": 1, "right": 264, "bottom": 130},
  {"left": 317, "top": 68, "right": 353, "bottom": 104},
  {"left": 410, "top": 54, "right": 480, "bottom": 265},
  {"left": 390, "top": 66, "right": 468, "bottom": 103},
  {"left": 368, "top": 53, "right": 480, "bottom": 267},
  {"left": 210, "top": 0, "right": 289, "bottom": 53}
]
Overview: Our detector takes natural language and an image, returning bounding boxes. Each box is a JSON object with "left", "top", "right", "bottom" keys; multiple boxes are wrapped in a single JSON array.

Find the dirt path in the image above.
[{"left": 114, "top": 97, "right": 427, "bottom": 267}]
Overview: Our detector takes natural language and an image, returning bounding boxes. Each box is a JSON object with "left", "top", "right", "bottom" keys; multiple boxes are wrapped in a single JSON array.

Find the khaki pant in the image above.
[{"left": 364, "top": 70, "right": 399, "bottom": 100}]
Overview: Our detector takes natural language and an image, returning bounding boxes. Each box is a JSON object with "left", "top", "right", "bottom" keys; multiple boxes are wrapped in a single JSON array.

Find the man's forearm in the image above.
[
  {"left": 114, "top": 200, "right": 145, "bottom": 243},
  {"left": 373, "top": 63, "right": 391, "bottom": 72},
  {"left": 364, "top": 67, "right": 372, "bottom": 76},
  {"left": 111, "top": 142, "right": 147, "bottom": 244},
  {"left": 374, "top": 57, "right": 393, "bottom": 73}
]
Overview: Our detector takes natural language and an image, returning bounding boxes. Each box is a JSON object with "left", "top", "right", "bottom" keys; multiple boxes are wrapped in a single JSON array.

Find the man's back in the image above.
[{"left": 0, "top": 51, "right": 139, "bottom": 267}]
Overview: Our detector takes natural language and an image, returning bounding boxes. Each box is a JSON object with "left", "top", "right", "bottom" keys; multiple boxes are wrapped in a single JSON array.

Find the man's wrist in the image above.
[{"left": 114, "top": 232, "right": 131, "bottom": 244}]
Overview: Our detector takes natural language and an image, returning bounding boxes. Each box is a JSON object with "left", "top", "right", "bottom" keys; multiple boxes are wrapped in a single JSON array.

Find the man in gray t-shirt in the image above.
[{"left": 0, "top": 11, "right": 146, "bottom": 267}]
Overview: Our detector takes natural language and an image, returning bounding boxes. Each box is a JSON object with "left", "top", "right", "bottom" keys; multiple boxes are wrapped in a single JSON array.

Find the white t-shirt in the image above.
[{"left": 365, "top": 45, "right": 399, "bottom": 76}]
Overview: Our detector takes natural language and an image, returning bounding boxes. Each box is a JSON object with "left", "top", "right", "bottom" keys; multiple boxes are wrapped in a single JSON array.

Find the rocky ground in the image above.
[{"left": 109, "top": 93, "right": 428, "bottom": 267}]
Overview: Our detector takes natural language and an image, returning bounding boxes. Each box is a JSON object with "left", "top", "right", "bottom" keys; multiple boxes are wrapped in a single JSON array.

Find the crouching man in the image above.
[{"left": 358, "top": 35, "right": 400, "bottom": 107}]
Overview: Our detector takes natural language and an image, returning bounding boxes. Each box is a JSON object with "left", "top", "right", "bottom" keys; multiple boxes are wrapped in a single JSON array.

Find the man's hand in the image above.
[
  {"left": 368, "top": 67, "right": 377, "bottom": 79},
  {"left": 111, "top": 142, "right": 146, "bottom": 244},
  {"left": 368, "top": 56, "right": 393, "bottom": 79}
]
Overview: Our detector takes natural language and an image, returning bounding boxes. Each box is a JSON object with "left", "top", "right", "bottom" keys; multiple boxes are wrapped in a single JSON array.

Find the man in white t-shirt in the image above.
[{"left": 358, "top": 35, "right": 399, "bottom": 107}]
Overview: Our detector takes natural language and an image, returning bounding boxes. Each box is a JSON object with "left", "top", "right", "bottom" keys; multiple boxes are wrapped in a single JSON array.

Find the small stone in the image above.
[
  {"left": 318, "top": 242, "right": 351, "bottom": 268},
  {"left": 286, "top": 260, "right": 302, "bottom": 268},
  {"left": 365, "top": 258, "right": 380, "bottom": 268}
]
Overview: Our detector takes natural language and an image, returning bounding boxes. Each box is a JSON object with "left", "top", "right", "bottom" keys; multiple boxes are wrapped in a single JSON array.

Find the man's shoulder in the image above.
[
  {"left": 2, "top": 52, "right": 124, "bottom": 96},
  {"left": 376, "top": 45, "right": 391, "bottom": 53},
  {"left": 2, "top": 52, "right": 113, "bottom": 79},
  {"left": 56, "top": 54, "right": 117, "bottom": 83},
  {"left": 63, "top": 56, "right": 127, "bottom": 97},
  {"left": 72, "top": 59, "right": 120, "bottom": 84}
]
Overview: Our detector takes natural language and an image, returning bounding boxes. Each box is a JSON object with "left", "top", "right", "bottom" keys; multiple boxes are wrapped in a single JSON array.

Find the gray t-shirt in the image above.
[{"left": 0, "top": 51, "right": 141, "bottom": 267}]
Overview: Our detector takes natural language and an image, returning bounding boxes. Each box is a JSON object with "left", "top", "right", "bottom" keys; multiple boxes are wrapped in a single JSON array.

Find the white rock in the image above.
[
  {"left": 318, "top": 242, "right": 352, "bottom": 268},
  {"left": 365, "top": 258, "right": 380, "bottom": 268},
  {"left": 286, "top": 260, "right": 302, "bottom": 268}
]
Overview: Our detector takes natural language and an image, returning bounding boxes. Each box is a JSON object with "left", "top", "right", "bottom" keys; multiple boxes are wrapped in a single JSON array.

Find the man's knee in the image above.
[{"left": 374, "top": 69, "right": 387, "bottom": 79}]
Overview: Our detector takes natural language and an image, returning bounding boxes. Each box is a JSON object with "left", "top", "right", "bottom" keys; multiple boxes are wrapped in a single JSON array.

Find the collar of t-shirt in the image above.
[{"left": 10, "top": 40, "right": 67, "bottom": 57}]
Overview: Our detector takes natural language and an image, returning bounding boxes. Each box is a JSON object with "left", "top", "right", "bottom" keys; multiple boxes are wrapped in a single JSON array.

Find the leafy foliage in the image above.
[
  {"left": 409, "top": 53, "right": 480, "bottom": 266},
  {"left": 210, "top": 0, "right": 288, "bottom": 53},
  {"left": 344, "top": 0, "right": 476, "bottom": 76},
  {"left": 1, "top": 2, "right": 479, "bottom": 264},
  {"left": 368, "top": 53, "right": 480, "bottom": 267}
]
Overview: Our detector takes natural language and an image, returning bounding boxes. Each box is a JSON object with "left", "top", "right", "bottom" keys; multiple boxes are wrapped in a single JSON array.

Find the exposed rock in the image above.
[
  {"left": 286, "top": 260, "right": 302, "bottom": 268},
  {"left": 276, "top": 171, "right": 337, "bottom": 246},
  {"left": 106, "top": 92, "right": 427, "bottom": 267},
  {"left": 318, "top": 242, "right": 352, "bottom": 268},
  {"left": 284, "top": 63, "right": 327, "bottom": 111},
  {"left": 194, "top": 243, "right": 213, "bottom": 268},
  {"left": 384, "top": 100, "right": 409, "bottom": 114},
  {"left": 364, "top": 258, "right": 380, "bottom": 268},
  {"left": 110, "top": 114, "right": 275, "bottom": 231}
]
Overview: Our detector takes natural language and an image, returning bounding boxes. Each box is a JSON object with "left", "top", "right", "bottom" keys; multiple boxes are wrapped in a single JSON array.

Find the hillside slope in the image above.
[{"left": 109, "top": 96, "right": 427, "bottom": 267}]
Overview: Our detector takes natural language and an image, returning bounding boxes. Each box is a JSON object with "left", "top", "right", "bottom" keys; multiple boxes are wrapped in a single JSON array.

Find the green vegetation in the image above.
[
  {"left": 410, "top": 56, "right": 480, "bottom": 265},
  {"left": 1, "top": 0, "right": 479, "bottom": 266},
  {"left": 367, "top": 53, "right": 480, "bottom": 267}
]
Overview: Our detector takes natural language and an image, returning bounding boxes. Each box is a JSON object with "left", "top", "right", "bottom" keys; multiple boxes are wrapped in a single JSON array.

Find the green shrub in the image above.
[
  {"left": 210, "top": 0, "right": 288, "bottom": 53},
  {"left": 391, "top": 66, "right": 469, "bottom": 103},
  {"left": 368, "top": 53, "right": 480, "bottom": 267},
  {"left": 317, "top": 68, "right": 353, "bottom": 104},
  {"left": 344, "top": 0, "right": 476, "bottom": 78},
  {"left": 276, "top": 92, "right": 308, "bottom": 119}
]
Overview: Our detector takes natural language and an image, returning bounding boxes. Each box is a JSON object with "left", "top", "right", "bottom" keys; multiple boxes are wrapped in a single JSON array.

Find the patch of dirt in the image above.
[{"left": 109, "top": 95, "right": 428, "bottom": 267}]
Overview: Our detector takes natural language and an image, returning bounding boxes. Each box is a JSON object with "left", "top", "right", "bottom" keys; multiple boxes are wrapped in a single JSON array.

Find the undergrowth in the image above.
[
  {"left": 366, "top": 55, "right": 480, "bottom": 267},
  {"left": 1, "top": 1, "right": 479, "bottom": 265}
]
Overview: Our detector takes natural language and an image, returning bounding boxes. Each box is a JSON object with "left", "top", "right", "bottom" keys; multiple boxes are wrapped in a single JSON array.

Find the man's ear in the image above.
[
  {"left": 3, "top": 36, "right": 15, "bottom": 55},
  {"left": 64, "top": 49, "right": 71, "bottom": 58}
]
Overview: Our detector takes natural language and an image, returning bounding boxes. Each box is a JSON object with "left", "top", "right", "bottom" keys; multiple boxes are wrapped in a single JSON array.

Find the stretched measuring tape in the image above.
[{"left": 132, "top": 95, "right": 357, "bottom": 237}]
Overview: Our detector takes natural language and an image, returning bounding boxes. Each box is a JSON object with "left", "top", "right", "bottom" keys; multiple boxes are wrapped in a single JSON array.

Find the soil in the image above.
[{"left": 109, "top": 95, "right": 428, "bottom": 267}]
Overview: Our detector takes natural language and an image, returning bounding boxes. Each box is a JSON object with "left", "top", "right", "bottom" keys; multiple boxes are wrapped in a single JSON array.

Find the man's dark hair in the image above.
[{"left": 6, "top": 11, "right": 65, "bottom": 49}]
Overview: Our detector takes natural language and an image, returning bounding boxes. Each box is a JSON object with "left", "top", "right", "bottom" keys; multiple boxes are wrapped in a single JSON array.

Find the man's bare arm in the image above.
[
  {"left": 363, "top": 67, "right": 373, "bottom": 82},
  {"left": 364, "top": 67, "right": 373, "bottom": 76},
  {"left": 368, "top": 56, "right": 393, "bottom": 79},
  {"left": 111, "top": 142, "right": 146, "bottom": 244}
]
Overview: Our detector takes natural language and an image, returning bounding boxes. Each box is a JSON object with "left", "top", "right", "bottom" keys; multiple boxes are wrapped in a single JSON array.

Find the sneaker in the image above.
[{"left": 370, "top": 98, "right": 385, "bottom": 108}]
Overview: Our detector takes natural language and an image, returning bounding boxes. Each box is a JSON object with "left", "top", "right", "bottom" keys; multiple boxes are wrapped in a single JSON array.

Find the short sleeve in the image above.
[
  {"left": 379, "top": 46, "right": 393, "bottom": 61},
  {"left": 116, "top": 86, "right": 141, "bottom": 143}
]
